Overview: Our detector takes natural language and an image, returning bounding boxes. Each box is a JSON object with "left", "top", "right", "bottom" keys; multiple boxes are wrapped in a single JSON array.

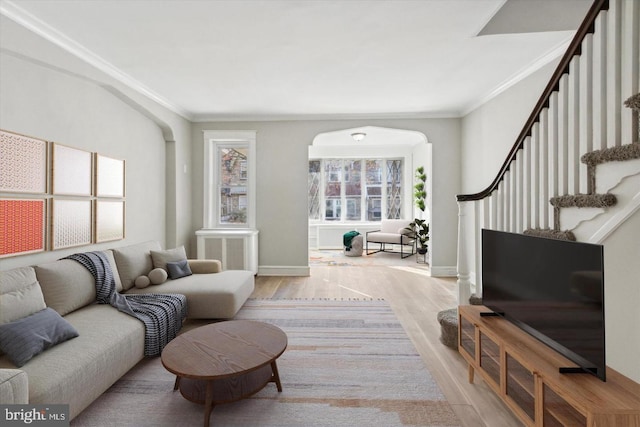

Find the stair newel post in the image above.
[{"left": 457, "top": 200, "right": 473, "bottom": 305}]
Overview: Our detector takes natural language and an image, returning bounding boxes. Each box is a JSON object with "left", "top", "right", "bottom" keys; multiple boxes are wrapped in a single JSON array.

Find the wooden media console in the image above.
[{"left": 458, "top": 305, "right": 640, "bottom": 426}]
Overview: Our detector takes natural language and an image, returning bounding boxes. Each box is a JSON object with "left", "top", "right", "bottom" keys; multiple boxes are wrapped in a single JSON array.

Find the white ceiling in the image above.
[{"left": 1, "top": 0, "right": 592, "bottom": 121}]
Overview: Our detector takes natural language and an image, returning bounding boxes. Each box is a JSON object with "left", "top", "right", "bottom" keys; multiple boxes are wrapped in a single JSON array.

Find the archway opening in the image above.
[{"left": 308, "top": 126, "right": 432, "bottom": 267}]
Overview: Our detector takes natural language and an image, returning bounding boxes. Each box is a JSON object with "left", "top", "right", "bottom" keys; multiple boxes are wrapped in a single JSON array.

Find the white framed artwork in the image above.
[
  {"left": 52, "top": 143, "right": 92, "bottom": 196},
  {"left": 51, "top": 199, "right": 93, "bottom": 250},
  {"left": 0, "top": 129, "right": 47, "bottom": 194},
  {"left": 95, "top": 154, "right": 125, "bottom": 198},
  {"left": 95, "top": 200, "right": 125, "bottom": 242}
]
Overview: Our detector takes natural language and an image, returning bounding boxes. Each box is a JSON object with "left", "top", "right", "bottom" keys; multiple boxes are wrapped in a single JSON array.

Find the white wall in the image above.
[
  {"left": 191, "top": 119, "right": 460, "bottom": 276},
  {"left": 603, "top": 208, "right": 640, "bottom": 383},
  {"left": 0, "top": 16, "right": 193, "bottom": 270},
  {"left": 461, "top": 59, "right": 560, "bottom": 194}
]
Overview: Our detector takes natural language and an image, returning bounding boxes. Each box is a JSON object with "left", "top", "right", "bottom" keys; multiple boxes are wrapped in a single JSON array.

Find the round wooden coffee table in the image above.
[{"left": 161, "top": 320, "right": 287, "bottom": 427}]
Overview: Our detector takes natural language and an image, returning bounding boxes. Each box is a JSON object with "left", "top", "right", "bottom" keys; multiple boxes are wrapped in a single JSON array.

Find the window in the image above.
[
  {"left": 203, "top": 131, "right": 256, "bottom": 229},
  {"left": 308, "top": 158, "right": 402, "bottom": 222}
]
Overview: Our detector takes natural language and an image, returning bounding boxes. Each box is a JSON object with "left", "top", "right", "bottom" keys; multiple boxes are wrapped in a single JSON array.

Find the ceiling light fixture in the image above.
[{"left": 351, "top": 132, "right": 366, "bottom": 142}]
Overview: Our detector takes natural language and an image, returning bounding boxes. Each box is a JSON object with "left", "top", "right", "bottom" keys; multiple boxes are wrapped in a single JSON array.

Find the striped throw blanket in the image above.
[{"left": 65, "top": 251, "right": 187, "bottom": 357}]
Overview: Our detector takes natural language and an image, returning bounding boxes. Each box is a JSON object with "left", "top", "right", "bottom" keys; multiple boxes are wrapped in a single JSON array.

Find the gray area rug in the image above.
[{"left": 72, "top": 299, "right": 460, "bottom": 426}]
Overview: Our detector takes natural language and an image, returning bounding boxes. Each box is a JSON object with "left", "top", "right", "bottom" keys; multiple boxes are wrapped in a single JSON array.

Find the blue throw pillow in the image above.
[
  {"left": 166, "top": 259, "right": 193, "bottom": 280},
  {"left": 0, "top": 307, "right": 79, "bottom": 367}
]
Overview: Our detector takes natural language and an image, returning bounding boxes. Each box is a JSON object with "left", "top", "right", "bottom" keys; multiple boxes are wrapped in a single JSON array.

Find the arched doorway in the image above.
[{"left": 308, "top": 126, "right": 432, "bottom": 267}]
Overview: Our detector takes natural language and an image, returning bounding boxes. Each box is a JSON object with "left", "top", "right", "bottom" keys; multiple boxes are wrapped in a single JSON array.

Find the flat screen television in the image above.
[{"left": 481, "top": 229, "right": 606, "bottom": 381}]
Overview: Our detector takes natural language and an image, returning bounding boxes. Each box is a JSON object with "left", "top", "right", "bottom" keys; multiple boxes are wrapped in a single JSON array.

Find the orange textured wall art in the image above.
[{"left": 0, "top": 199, "right": 45, "bottom": 257}]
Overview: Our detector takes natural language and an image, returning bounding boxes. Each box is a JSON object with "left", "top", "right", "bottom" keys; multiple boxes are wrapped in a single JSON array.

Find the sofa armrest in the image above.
[
  {"left": 187, "top": 259, "right": 222, "bottom": 274},
  {"left": 0, "top": 369, "right": 28, "bottom": 404}
]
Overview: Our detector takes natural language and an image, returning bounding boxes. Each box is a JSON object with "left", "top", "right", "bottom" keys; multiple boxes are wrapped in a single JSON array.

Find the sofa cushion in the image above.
[
  {"left": 125, "top": 270, "right": 254, "bottom": 319},
  {"left": 0, "top": 308, "right": 79, "bottom": 367},
  {"left": 150, "top": 246, "right": 187, "bottom": 271},
  {"left": 0, "top": 369, "right": 28, "bottom": 404},
  {"left": 112, "top": 241, "right": 162, "bottom": 291},
  {"left": 167, "top": 260, "right": 192, "bottom": 279},
  {"left": 0, "top": 266, "right": 46, "bottom": 325},
  {"left": 35, "top": 260, "right": 97, "bottom": 316},
  {"left": 0, "top": 304, "right": 145, "bottom": 419}
]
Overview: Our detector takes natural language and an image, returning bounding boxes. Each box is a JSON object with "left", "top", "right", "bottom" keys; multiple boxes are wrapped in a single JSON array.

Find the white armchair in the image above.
[{"left": 365, "top": 219, "right": 415, "bottom": 258}]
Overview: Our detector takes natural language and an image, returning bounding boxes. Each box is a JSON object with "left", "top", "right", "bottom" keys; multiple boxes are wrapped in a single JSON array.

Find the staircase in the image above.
[{"left": 455, "top": 0, "right": 639, "bottom": 304}]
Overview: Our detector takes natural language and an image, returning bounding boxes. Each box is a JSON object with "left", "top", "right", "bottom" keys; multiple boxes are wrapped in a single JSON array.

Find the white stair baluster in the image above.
[
  {"left": 548, "top": 92, "right": 559, "bottom": 226},
  {"left": 522, "top": 136, "right": 533, "bottom": 230},
  {"left": 621, "top": 0, "right": 639, "bottom": 144},
  {"left": 558, "top": 74, "right": 570, "bottom": 197},
  {"left": 568, "top": 55, "right": 581, "bottom": 194},
  {"left": 539, "top": 109, "right": 550, "bottom": 229},
  {"left": 580, "top": 33, "right": 594, "bottom": 194},
  {"left": 593, "top": 10, "right": 608, "bottom": 151},
  {"left": 531, "top": 123, "right": 541, "bottom": 229},
  {"left": 606, "top": 0, "right": 622, "bottom": 148}
]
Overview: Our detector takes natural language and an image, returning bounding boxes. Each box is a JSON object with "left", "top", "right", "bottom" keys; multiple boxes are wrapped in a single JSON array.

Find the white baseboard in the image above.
[
  {"left": 258, "top": 265, "right": 310, "bottom": 276},
  {"left": 429, "top": 266, "right": 458, "bottom": 277}
]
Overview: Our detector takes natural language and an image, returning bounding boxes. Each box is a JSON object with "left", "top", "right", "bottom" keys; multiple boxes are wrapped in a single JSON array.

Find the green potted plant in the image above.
[{"left": 406, "top": 167, "right": 429, "bottom": 254}]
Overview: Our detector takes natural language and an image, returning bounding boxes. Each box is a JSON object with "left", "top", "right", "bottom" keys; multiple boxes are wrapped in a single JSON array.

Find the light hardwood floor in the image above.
[{"left": 252, "top": 263, "right": 524, "bottom": 427}]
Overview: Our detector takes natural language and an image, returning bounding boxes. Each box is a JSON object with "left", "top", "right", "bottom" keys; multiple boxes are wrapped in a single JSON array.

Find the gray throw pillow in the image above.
[
  {"left": 166, "top": 260, "right": 193, "bottom": 280},
  {"left": 0, "top": 308, "right": 79, "bottom": 367}
]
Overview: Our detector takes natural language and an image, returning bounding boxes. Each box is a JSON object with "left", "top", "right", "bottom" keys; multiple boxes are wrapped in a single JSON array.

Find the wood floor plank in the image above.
[{"left": 252, "top": 263, "right": 524, "bottom": 427}]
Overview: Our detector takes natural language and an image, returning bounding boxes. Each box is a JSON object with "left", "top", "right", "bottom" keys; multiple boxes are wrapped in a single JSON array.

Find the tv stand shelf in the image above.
[{"left": 458, "top": 305, "right": 640, "bottom": 427}]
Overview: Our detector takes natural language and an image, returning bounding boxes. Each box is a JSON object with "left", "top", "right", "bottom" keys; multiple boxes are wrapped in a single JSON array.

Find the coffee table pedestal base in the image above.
[{"left": 175, "top": 362, "right": 282, "bottom": 427}]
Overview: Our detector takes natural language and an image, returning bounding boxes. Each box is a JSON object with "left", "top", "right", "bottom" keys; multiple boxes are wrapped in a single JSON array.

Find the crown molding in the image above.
[
  {"left": 460, "top": 35, "right": 572, "bottom": 117},
  {"left": 190, "top": 110, "right": 462, "bottom": 123},
  {"left": 0, "top": 0, "right": 192, "bottom": 120}
]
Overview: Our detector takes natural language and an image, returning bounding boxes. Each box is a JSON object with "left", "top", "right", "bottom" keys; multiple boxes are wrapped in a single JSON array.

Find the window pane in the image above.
[
  {"left": 325, "top": 199, "right": 341, "bottom": 221},
  {"left": 386, "top": 160, "right": 402, "bottom": 219},
  {"left": 308, "top": 160, "right": 321, "bottom": 220},
  {"left": 324, "top": 160, "right": 341, "bottom": 220},
  {"left": 220, "top": 186, "right": 247, "bottom": 224},
  {"left": 346, "top": 197, "right": 361, "bottom": 221},
  {"left": 366, "top": 160, "right": 382, "bottom": 221},
  {"left": 367, "top": 197, "right": 381, "bottom": 221},
  {"left": 219, "top": 147, "right": 248, "bottom": 224},
  {"left": 220, "top": 148, "right": 248, "bottom": 186},
  {"left": 344, "top": 160, "right": 361, "bottom": 196},
  {"left": 324, "top": 160, "right": 342, "bottom": 198}
]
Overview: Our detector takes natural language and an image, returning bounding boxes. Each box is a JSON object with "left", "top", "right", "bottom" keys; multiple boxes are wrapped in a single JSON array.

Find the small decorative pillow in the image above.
[
  {"left": 166, "top": 260, "right": 193, "bottom": 280},
  {"left": 0, "top": 308, "right": 79, "bottom": 367},
  {"left": 148, "top": 268, "right": 168, "bottom": 285},
  {"left": 134, "top": 275, "right": 151, "bottom": 289},
  {"left": 150, "top": 246, "right": 187, "bottom": 271}
]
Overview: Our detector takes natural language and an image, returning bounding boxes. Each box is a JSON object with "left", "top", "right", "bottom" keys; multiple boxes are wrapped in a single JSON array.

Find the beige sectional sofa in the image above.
[{"left": 0, "top": 240, "right": 255, "bottom": 419}]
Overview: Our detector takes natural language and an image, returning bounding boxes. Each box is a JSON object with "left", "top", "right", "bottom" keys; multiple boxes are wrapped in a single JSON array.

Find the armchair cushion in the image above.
[
  {"left": 367, "top": 219, "right": 414, "bottom": 245},
  {"left": 380, "top": 219, "right": 412, "bottom": 234}
]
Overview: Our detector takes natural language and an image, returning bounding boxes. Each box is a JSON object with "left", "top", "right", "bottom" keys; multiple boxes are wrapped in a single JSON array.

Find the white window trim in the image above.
[{"left": 203, "top": 130, "right": 256, "bottom": 229}]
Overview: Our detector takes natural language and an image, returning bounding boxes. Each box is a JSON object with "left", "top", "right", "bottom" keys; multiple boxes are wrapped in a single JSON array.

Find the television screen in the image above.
[{"left": 482, "top": 229, "right": 606, "bottom": 381}]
